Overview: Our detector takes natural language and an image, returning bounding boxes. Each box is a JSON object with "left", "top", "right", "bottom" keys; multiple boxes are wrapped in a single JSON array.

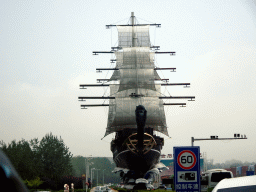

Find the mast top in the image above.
[
  {"left": 106, "top": 12, "right": 161, "bottom": 28},
  {"left": 131, "top": 12, "right": 135, "bottom": 26}
]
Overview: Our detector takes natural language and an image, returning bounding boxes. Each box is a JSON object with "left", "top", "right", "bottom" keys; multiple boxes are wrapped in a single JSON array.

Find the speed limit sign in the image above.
[
  {"left": 174, "top": 146, "right": 200, "bottom": 192},
  {"left": 177, "top": 150, "right": 197, "bottom": 170}
]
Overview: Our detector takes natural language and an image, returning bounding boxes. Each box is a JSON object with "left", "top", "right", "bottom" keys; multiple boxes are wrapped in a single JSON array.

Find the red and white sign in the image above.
[{"left": 177, "top": 150, "right": 197, "bottom": 170}]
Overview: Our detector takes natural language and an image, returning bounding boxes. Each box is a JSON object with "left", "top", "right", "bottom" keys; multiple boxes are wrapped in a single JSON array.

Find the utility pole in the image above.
[
  {"left": 86, "top": 159, "right": 89, "bottom": 192},
  {"left": 85, "top": 155, "right": 93, "bottom": 192},
  {"left": 97, "top": 169, "right": 99, "bottom": 186},
  {"left": 191, "top": 134, "right": 247, "bottom": 146},
  {"left": 91, "top": 168, "right": 95, "bottom": 188},
  {"left": 102, "top": 169, "right": 105, "bottom": 186}
]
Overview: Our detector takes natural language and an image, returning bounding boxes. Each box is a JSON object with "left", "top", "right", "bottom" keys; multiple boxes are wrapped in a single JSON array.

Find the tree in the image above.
[
  {"left": 71, "top": 156, "right": 120, "bottom": 185},
  {"left": 0, "top": 139, "right": 38, "bottom": 180},
  {"left": 71, "top": 156, "right": 86, "bottom": 177},
  {"left": 24, "top": 177, "right": 44, "bottom": 190},
  {"left": 0, "top": 133, "right": 74, "bottom": 190},
  {"left": 36, "top": 133, "right": 73, "bottom": 181}
]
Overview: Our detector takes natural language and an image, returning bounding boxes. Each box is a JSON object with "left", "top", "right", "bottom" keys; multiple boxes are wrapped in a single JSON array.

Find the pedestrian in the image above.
[
  {"left": 64, "top": 184, "right": 68, "bottom": 192},
  {"left": 71, "top": 183, "right": 74, "bottom": 192}
]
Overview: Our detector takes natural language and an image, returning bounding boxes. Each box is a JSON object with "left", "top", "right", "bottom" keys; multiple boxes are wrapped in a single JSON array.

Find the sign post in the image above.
[{"left": 174, "top": 146, "right": 200, "bottom": 192}]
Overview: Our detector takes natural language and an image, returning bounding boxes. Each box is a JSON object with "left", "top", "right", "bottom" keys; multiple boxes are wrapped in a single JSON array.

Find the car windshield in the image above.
[
  {"left": 217, "top": 185, "right": 256, "bottom": 192},
  {"left": 211, "top": 172, "right": 232, "bottom": 182}
]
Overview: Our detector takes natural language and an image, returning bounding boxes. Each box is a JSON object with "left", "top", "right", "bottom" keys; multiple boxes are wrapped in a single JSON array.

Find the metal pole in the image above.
[
  {"left": 91, "top": 168, "right": 95, "bottom": 188},
  {"left": 85, "top": 155, "right": 92, "bottom": 191},
  {"left": 205, "top": 152, "right": 207, "bottom": 172},
  {"left": 192, "top": 136, "right": 247, "bottom": 146},
  {"left": 130, "top": 12, "right": 138, "bottom": 95},
  {"left": 103, "top": 170, "right": 105, "bottom": 186},
  {"left": 83, "top": 157, "right": 86, "bottom": 191},
  {"left": 131, "top": 12, "right": 134, "bottom": 26},
  {"left": 93, "top": 169, "right": 95, "bottom": 187},
  {"left": 97, "top": 169, "right": 99, "bottom": 186},
  {"left": 86, "top": 158, "right": 89, "bottom": 192},
  {"left": 131, "top": 12, "right": 135, "bottom": 47}
]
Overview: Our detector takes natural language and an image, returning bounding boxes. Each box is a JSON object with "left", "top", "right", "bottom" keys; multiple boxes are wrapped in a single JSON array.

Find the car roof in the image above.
[
  {"left": 205, "top": 169, "right": 230, "bottom": 173},
  {"left": 212, "top": 175, "right": 256, "bottom": 192}
]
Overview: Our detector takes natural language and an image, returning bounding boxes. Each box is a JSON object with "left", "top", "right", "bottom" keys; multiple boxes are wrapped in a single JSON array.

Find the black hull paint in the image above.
[
  {"left": 111, "top": 129, "right": 164, "bottom": 179},
  {"left": 114, "top": 149, "right": 161, "bottom": 176}
]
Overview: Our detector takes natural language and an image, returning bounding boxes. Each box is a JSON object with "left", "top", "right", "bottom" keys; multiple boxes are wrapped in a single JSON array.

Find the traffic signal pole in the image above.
[{"left": 191, "top": 134, "right": 247, "bottom": 146}]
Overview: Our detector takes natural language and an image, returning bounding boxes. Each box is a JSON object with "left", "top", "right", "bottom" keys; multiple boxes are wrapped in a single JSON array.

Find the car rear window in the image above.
[
  {"left": 217, "top": 185, "right": 256, "bottom": 192},
  {"left": 211, "top": 172, "right": 232, "bottom": 182}
]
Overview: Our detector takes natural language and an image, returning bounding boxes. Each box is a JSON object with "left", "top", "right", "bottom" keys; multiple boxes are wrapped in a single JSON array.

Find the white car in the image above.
[
  {"left": 212, "top": 175, "right": 256, "bottom": 192},
  {"left": 201, "top": 169, "right": 233, "bottom": 191}
]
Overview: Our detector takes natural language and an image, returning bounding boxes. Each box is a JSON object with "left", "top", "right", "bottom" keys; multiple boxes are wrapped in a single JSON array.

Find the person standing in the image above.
[
  {"left": 71, "top": 183, "right": 74, "bottom": 192},
  {"left": 64, "top": 184, "right": 68, "bottom": 192}
]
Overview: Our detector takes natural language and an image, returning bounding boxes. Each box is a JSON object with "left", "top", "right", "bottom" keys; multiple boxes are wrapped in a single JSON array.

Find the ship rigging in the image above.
[{"left": 78, "top": 12, "right": 195, "bottom": 189}]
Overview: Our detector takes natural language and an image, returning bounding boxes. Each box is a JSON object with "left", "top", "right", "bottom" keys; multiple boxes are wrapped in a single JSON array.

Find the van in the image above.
[{"left": 201, "top": 169, "right": 233, "bottom": 191}]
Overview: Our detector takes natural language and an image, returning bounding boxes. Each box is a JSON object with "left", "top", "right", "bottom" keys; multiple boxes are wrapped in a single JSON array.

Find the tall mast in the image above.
[
  {"left": 131, "top": 12, "right": 135, "bottom": 47},
  {"left": 79, "top": 13, "right": 195, "bottom": 132},
  {"left": 131, "top": 12, "right": 138, "bottom": 95}
]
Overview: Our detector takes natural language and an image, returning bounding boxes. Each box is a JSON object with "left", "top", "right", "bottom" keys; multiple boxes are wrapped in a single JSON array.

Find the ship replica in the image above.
[{"left": 79, "top": 12, "right": 195, "bottom": 189}]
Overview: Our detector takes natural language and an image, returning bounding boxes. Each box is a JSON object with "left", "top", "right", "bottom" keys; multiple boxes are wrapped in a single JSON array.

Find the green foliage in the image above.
[
  {"left": 1, "top": 139, "right": 38, "bottom": 180},
  {"left": 25, "top": 177, "right": 44, "bottom": 189},
  {"left": 36, "top": 133, "right": 73, "bottom": 180},
  {"left": 207, "top": 187, "right": 214, "bottom": 192},
  {"left": 71, "top": 156, "right": 120, "bottom": 185},
  {"left": 0, "top": 133, "right": 73, "bottom": 187},
  {"left": 89, "top": 157, "right": 120, "bottom": 185},
  {"left": 116, "top": 188, "right": 127, "bottom": 192},
  {"left": 71, "top": 155, "right": 86, "bottom": 177}
]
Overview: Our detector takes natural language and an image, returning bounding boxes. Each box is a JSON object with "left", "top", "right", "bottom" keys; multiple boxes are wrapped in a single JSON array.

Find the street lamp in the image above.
[
  {"left": 102, "top": 169, "right": 105, "bottom": 186},
  {"left": 85, "top": 155, "right": 93, "bottom": 192},
  {"left": 96, "top": 169, "right": 100, "bottom": 186},
  {"left": 91, "top": 168, "right": 95, "bottom": 187}
]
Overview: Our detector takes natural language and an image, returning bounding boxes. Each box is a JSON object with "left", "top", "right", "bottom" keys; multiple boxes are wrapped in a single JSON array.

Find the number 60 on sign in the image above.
[{"left": 177, "top": 150, "right": 196, "bottom": 170}]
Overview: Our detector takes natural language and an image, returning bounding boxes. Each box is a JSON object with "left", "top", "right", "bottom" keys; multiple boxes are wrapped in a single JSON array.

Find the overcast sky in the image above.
[{"left": 1, "top": 0, "right": 256, "bottom": 164}]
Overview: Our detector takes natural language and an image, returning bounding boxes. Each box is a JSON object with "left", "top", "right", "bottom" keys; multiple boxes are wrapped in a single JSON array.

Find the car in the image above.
[
  {"left": 212, "top": 175, "right": 256, "bottom": 192},
  {"left": 201, "top": 169, "right": 233, "bottom": 191},
  {"left": 158, "top": 184, "right": 167, "bottom": 190}
]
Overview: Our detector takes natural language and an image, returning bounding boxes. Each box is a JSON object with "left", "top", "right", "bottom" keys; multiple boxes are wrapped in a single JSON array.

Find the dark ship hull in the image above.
[
  {"left": 111, "top": 127, "right": 164, "bottom": 182},
  {"left": 113, "top": 148, "right": 160, "bottom": 173}
]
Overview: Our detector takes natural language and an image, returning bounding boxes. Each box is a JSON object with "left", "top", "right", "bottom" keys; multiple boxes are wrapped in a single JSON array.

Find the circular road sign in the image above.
[{"left": 177, "top": 150, "right": 197, "bottom": 170}]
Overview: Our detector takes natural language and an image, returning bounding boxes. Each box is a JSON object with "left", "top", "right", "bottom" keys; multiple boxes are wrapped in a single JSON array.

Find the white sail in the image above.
[
  {"left": 117, "top": 25, "right": 151, "bottom": 48},
  {"left": 117, "top": 47, "right": 155, "bottom": 91},
  {"left": 105, "top": 26, "right": 168, "bottom": 137},
  {"left": 106, "top": 86, "right": 167, "bottom": 136}
]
